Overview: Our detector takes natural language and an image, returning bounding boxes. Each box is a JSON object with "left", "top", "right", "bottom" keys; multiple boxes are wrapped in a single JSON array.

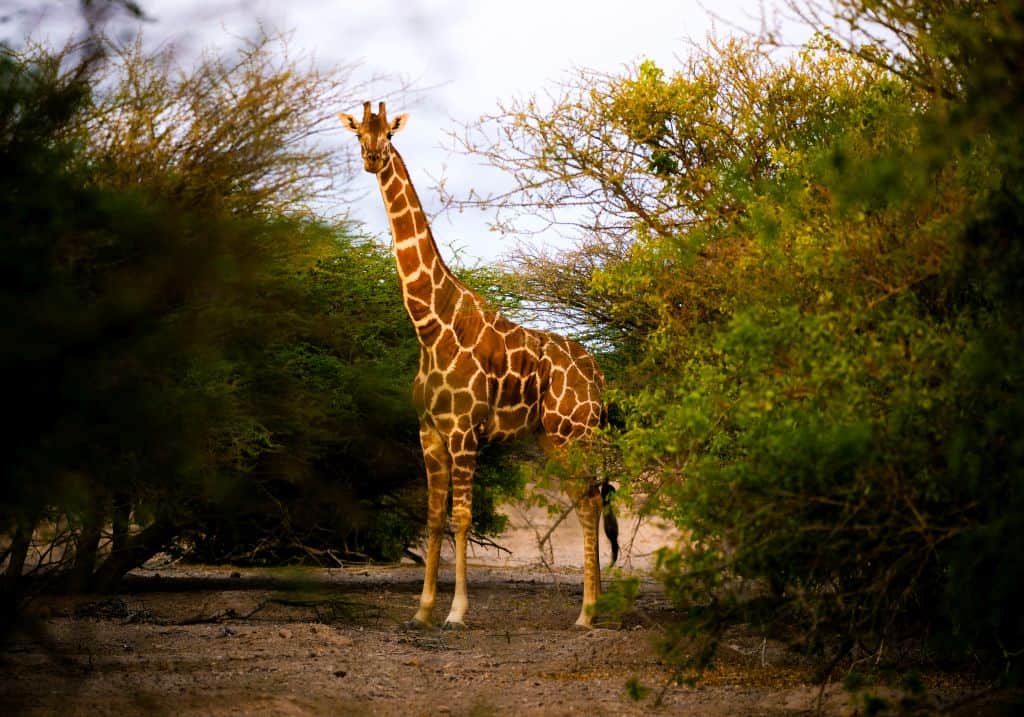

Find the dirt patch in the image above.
[{"left": 0, "top": 563, "right": 1002, "bottom": 717}]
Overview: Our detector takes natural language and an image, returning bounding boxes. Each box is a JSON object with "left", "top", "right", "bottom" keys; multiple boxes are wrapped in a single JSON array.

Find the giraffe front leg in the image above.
[
  {"left": 444, "top": 429, "right": 477, "bottom": 628},
  {"left": 411, "top": 424, "right": 451, "bottom": 628},
  {"left": 573, "top": 486, "right": 603, "bottom": 628}
]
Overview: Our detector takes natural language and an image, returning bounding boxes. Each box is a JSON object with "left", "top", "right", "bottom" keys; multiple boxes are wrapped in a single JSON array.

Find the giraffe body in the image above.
[{"left": 340, "top": 102, "right": 612, "bottom": 628}]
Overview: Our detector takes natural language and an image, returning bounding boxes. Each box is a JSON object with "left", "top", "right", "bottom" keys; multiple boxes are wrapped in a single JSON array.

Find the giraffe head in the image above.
[{"left": 339, "top": 101, "right": 409, "bottom": 174}]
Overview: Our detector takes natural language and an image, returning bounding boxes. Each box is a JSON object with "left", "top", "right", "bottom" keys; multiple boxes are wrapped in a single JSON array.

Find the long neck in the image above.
[{"left": 377, "top": 148, "right": 466, "bottom": 335}]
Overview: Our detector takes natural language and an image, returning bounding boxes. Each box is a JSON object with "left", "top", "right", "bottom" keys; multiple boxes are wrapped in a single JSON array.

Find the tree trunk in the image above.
[
  {"left": 4, "top": 519, "right": 34, "bottom": 579},
  {"left": 70, "top": 503, "right": 103, "bottom": 592},
  {"left": 90, "top": 518, "right": 178, "bottom": 592},
  {"left": 112, "top": 493, "right": 131, "bottom": 554}
]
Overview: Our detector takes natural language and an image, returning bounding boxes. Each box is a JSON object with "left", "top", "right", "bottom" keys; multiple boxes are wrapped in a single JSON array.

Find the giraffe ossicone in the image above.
[{"left": 339, "top": 101, "right": 618, "bottom": 629}]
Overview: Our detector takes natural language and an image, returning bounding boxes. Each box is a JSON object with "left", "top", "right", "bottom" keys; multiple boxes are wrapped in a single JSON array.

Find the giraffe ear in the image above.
[
  {"left": 338, "top": 112, "right": 360, "bottom": 133},
  {"left": 389, "top": 113, "right": 410, "bottom": 134}
]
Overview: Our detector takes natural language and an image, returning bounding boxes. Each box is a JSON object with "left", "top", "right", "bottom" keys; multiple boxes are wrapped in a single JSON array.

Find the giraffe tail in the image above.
[
  {"left": 600, "top": 481, "right": 619, "bottom": 566},
  {"left": 599, "top": 402, "right": 621, "bottom": 566},
  {"left": 598, "top": 401, "right": 622, "bottom": 561}
]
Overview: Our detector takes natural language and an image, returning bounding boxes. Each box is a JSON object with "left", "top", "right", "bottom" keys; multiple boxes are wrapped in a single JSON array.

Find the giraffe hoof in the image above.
[
  {"left": 441, "top": 620, "right": 467, "bottom": 631},
  {"left": 401, "top": 618, "right": 430, "bottom": 631}
]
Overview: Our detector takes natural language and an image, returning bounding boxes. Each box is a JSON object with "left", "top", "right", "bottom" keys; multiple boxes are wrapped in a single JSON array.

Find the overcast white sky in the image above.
[{"left": 13, "top": 0, "right": 808, "bottom": 263}]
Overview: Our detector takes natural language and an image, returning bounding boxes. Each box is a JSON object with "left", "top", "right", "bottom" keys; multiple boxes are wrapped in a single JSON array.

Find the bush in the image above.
[
  {"left": 458, "top": 2, "right": 1024, "bottom": 680},
  {"left": 0, "top": 33, "right": 516, "bottom": 614}
]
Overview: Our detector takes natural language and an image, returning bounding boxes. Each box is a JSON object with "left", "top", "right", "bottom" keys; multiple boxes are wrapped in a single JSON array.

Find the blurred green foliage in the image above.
[{"left": 0, "top": 33, "right": 518, "bottom": 604}]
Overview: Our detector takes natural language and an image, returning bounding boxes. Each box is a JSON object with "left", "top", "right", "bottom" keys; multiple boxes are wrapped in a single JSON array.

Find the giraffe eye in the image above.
[{"left": 386, "top": 132, "right": 393, "bottom": 139}]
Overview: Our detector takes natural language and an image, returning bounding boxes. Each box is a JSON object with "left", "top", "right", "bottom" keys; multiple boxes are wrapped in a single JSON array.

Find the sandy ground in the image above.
[
  {"left": 0, "top": 504, "right": 1012, "bottom": 716},
  {"left": 437, "top": 498, "right": 678, "bottom": 572}
]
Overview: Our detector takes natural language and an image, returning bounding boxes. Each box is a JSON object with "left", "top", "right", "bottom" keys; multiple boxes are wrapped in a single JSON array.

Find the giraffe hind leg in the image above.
[
  {"left": 572, "top": 483, "right": 603, "bottom": 628},
  {"left": 537, "top": 432, "right": 604, "bottom": 628}
]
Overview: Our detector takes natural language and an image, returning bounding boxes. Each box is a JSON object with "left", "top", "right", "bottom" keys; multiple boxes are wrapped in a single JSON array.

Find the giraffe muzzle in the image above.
[{"left": 362, "top": 151, "right": 383, "bottom": 172}]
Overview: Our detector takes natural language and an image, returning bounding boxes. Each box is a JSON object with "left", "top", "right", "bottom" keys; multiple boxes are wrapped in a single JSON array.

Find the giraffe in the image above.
[{"left": 339, "top": 101, "right": 617, "bottom": 629}]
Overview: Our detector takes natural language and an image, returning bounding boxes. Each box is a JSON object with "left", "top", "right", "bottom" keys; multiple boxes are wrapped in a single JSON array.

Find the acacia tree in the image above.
[
  {"left": 0, "top": 31, "right": 433, "bottom": 607},
  {"left": 445, "top": 39, "right": 893, "bottom": 364},
  {"left": 83, "top": 33, "right": 366, "bottom": 216},
  {"left": 448, "top": 3, "right": 1024, "bottom": 681}
]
